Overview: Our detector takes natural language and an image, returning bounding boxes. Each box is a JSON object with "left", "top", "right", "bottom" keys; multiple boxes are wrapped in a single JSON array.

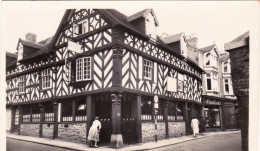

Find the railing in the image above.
[
  {"left": 44, "top": 113, "right": 54, "bottom": 122},
  {"left": 23, "top": 114, "right": 30, "bottom": 123},
  {"left": 177, "top": 116, "right": 184, "bottom": 120},
  {"left": 168, "top": 115, "right": 175, "bottom": 121},
  {"left": 141, "top": 114, "right": 152, "bottom": 120},
  {"left": 62, "top": 116, "right": 73, "bottom": 122},
  {"left": 32, "top": 114, "right": 40, "bottom": 122},
  {"left": 75, "top": 115, "right": 87, "bottom": 122}
]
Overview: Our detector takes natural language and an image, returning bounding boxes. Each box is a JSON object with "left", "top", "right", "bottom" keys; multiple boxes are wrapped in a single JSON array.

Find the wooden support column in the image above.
[
  {"left": 53, "top": 100, "right": 58, "bottom": 139},
  {"left": 191, "top": 103, "right": 194, "bottom": 118},
  {"left": 134, "top": 95, "right": 142, "bottom": 143},
  {"left": 110, "top": 93, "right": 123, "bottom": 148},
  {"left": 18, "top": 106, "right": 22, "bottom": 135},
  {"left": 72, "top": 100, "right": 76, "bottom": 122},
  {"left": 219, "top": 105, "right": 224, "bottom": 131},
  {"left": 30, "top": 106, "right": 32, "bottom": 123},
  {"left": 184, "top": 102, "right": 188, "bottom": 135},
  {"left": 39, "top": 103, "right": 44, "bottom": 138},
  {"left": 86, "top": 95, "right": 95, "bottom": 141},
  {"left": 10, "top": 107, "right": 16, "bottom": 133},
  {"left": 164, "top": 100, "right": 169, "bottom": 139}
]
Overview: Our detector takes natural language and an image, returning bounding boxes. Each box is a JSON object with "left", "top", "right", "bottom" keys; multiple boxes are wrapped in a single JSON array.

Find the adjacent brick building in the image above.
[{"left": 225, "top": 31, "right": 249, "bottom": 151}]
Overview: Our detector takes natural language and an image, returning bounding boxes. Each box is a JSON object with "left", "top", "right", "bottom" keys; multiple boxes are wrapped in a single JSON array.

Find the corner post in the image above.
[
  {"left": 135, "top": 94, "right": 142, "bottom": 143},
  {"left": 53, "top": 99, "right": 58, "bottom": 139},
  {"left": 39, "top": 103, "right": 44, "bottom": 138},
  {"left": 164, "top": 100, "right": 169, "bottom": 138},
  {"left": 184, "top": 102, "right": 188, "bottom": 135}
]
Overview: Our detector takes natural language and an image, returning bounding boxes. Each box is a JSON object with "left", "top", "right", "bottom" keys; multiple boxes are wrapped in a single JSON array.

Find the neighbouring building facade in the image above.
[
  {"left": 198, "top": 44, "right": 237, "bottom": 131},
  {"left": 6, "top": 9, "right": 204, "bottom": 148}
]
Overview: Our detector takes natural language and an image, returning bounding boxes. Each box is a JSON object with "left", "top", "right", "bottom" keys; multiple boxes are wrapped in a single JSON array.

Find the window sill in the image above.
[
  {"left": 70, "top": 80, "right": 94, "bottom": 87},
  {"left": 41, "top": 88, "right": 52, "bottom": 92}
]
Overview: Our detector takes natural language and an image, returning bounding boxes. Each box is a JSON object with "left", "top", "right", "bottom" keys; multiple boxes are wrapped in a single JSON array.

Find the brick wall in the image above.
[
  {"left": 227, "top": 42, "right": 249, "bottom": 151},
  {"left": 168, "top": 122, "right": 186, "bottom": 137},
  {"left": 58, "top": 123, "right": 87, "bottom": 143},
  {"left": 20, "top": 124, "right": 40, "bottom": 137},
  {"left": 42, "top": 124, "right": 54, "bottom": 139},
  {"left": 141, "top": 122, "right": 165, "bottom": 142}
]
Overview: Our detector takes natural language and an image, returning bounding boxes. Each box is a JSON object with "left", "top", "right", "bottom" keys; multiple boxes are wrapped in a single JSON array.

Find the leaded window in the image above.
[
  {"left": 19, "top": 75, "right": 25, "bottom": 93},
  {"left": 144, "top": 59, "right": 153, "bottom": 80},
  {"left": 42, "top": 68, "right": 51, "bottom": 89},
  {"left": 76, "top": 57, "right": 91, "bottom": 81}
]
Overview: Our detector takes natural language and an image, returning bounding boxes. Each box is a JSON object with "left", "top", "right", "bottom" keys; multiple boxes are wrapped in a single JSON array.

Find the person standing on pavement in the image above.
[
  {"left": 191, "top": 116, "right": 200, "bottom": 137},
  {"left": 88, "top": 116, "right": 101, "bottom": 148}
]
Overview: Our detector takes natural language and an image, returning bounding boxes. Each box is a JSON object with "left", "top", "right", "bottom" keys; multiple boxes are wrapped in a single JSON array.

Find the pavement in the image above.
[{"left": 7, "top": 130, "right": 240, "bottom": 151}]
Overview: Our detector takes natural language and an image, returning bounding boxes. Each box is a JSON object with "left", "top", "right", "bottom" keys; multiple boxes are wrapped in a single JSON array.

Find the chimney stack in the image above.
[
  {"left": 25, "top": 32, "right": 37, "bottom": 43},
  {"left": 186, "top": 33, "right": 198, "bottom": 49}
]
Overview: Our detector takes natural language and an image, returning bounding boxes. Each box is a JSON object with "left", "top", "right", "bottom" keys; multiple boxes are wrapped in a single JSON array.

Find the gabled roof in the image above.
[
  {"left": 224, "top": 31, "right": 249, "bottom": 51},
  {"left": 160, "top": 32, "right": 184, "bottom": 44},
  {"left": 200, "top": 44, "right": 215, "bottom": 52},
  {"left": 127, "top": 9, "right": 159, "bottom": 26}
]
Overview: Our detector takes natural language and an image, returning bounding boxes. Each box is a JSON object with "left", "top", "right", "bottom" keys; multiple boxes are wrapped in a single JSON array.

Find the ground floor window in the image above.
[
  {"left": 204, "top": 107, "right": 220, "bottom": 128},
  {"left": 44, "top": 102, "right": 54, "bottom": 122},
  {"left": 141, "top": 99, "right": 153, "bottom": 120},
  {"left": 15, "top": 109, "right": 19, "bottom": 125},
  {"left": 168, "top": 102, "right": 176, "bottom": 121},
  {"left": 31, "top": 104, "right": 40, "bottom": 122},
  {"left": 22, "top": 106, "right": 31, "bottom": 123},
  {"left": 176, "top": 103, "right": 184, "bottom": 120},
  {"left": 155, "top": 100, "right": 164, "bottom": 121},
  {"left": 75, "top": 100, "right": 87, "bottom": 121},
  {"left": 61, "top": 101, "right": 73, "bottom": 122}
]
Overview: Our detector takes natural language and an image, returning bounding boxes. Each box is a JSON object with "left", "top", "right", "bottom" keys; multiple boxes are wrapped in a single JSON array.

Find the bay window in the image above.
[
  {"left": 206, "top": 73, "right": 218, "bottom": 92},
  {"left": 224, "top": 78, "right": 233, "bottom": 95}
]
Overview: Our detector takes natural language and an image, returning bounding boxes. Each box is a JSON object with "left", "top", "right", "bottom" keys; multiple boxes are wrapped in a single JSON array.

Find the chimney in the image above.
[
  {"left": 25, "top": 32, "right": 37, "bottom": 42},
  {"left": 186, "top": 34, "right": 198, "bottom": 49}
]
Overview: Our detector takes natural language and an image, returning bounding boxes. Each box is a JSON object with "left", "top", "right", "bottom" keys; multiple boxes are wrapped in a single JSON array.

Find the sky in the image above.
[{"left": 1, "top": 2, "right": 258, "bottom": 54}]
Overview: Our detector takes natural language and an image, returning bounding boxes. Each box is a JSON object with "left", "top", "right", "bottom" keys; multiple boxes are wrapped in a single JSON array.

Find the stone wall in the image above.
[
  {"left": 42, "top": 124, "right": 54, "bottom": 139},
  {"left": 168, "top": 122, "right": 186, "bottom": 137},
  {"left": 20, "top": 124, "right": 40, "bottom": 137},
  {"left": 142, "top": 122, "right": 165, "bottom": 142},
  {"left": 58, "top": 123, "right": 87, "bottom": 143}
]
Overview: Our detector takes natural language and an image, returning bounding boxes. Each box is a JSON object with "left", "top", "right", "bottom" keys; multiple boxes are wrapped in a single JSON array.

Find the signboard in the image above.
[
  {"left": 166, "top": 76, "right": 177, "bottom": 92},
  {"left": 68, "top": 40, "right": 82, "bottom": 53},
  {"left": 205, "top": 99, "right": 221, "bottom": 105}
]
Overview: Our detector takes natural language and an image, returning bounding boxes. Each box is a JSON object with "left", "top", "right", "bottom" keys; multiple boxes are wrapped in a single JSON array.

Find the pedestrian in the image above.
[
  {"left": 191, "top": 116, "right": 200, "bottom": 137},
  {"left": 88, "top": 116, "right": 101, "bottom": 148}
]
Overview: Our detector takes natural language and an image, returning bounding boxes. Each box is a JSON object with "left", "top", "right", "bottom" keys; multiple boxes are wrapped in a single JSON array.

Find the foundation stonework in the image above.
[
  {"left": 168, "top": 121, "right": 186, "bottom": 137},
  {"left": 42, "top": 124, "right": 54, "bottom": 139},
  {"left": 58, "top": 123, "right": 87, "bottom": 143},
  {"left": 20, "top": 124, "right": 40, "bottom": 137}
]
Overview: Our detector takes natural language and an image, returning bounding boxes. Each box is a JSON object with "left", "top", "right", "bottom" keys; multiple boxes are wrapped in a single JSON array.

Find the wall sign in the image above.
[{"left": 68, "top": 40, "right": 82, "bottom": 53}]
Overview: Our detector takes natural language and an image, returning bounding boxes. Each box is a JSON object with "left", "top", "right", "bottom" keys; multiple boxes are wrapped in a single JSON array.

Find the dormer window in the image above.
[{"left": 73, "top": 19, "right": 88, "bottom": 37}]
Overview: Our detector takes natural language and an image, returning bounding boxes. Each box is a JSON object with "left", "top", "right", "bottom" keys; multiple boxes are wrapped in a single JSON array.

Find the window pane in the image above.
[
  {"left": 78, "top": 24, "right": 83, "bottom": 35},
  {"left": 207, "top": 79, "right": 212, "bottom": 90}
]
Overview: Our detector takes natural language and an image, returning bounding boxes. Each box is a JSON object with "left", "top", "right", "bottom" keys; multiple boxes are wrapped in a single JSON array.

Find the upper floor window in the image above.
[
  {"left": 206, "top": 73, "right": 218, "bottom": 91},
  {"left": 76, "top": 57, "right": 92, "bottom": 81},
  {"left": 205, "top": 52, "right": 218, "bottom": 68},
  {"left": 19, "top": 75, "right": 25, "bottom": 93},
  {"left": 42, "top": 68, "right": 51, "bottom": 89},
  {"left": 177, "top": 73, "right": 184, "bottom": 92},
  {"left": 144, "top": 59, "right": 153, "bottom": 80},
  {"left": 224, "top": 78, "right": 233, "bottom": 95},
  {"left": 223, "top": 61, "right": 231, "bottom": 73},
  {"left": 73, "top": 19, "right": 88, "bottom": 37}
]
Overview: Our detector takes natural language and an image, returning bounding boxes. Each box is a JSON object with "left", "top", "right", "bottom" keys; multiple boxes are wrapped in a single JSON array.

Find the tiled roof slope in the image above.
[
  {"left": 231, "top": 31, "right": 249, "bottom": 42},
  {"left": 200, "top": 44, "right": 215, "bottom": 52},
  {"left": 127, "top": 9, "right": 150, "bottom": 22},
  {"left": 160, "top": 33, "right": 184, "bottom": 44}
]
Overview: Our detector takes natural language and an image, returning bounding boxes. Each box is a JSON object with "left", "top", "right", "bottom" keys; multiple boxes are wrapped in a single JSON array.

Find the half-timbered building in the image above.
[{"left": 6, "top": 9, "right": 204, "bottom": 148}]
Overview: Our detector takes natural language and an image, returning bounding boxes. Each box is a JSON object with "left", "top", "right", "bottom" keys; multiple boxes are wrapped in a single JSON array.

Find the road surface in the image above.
[{"left": 149, "top": 133, "right": 241, "bottom": 151}]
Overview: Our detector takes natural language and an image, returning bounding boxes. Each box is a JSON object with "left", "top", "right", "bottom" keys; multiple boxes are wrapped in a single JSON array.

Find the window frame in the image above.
[
  {"left": 177, "top": 73, "right": 184, "bottom": 92},
  {"left": 143, "top": 58, "right": 153, "bottom": 81},
  {"left": 73, "top": 19, "right": 88, "bottom": 37},
  {"left": 18, "top": 75, "right": 26, "bottom": 94},
  {"left": 76, "top": 56, "right": 92, "bottom": 82},
  {"left": 223, "top": 78, "right": 233, "bottom": 95},
  {"left": 41, "top": 68, "right": 51, "bottom": 90}
]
